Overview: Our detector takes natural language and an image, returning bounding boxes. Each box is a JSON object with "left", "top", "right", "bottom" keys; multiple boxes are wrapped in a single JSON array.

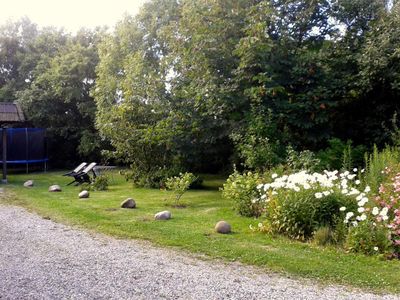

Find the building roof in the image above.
[{"left": 0, "top": 102, "right": 26, "bottom": 124}]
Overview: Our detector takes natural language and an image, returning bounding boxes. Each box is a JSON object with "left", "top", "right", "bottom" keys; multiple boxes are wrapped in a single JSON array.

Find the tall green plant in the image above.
[{"left": 364, "top": 146, "right": 400, "bottom": 193}]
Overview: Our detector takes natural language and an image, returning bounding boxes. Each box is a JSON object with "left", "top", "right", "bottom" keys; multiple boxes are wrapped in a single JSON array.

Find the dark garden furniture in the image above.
[
  {"left": 63, "top": 162, "right": 87, "bottom": 177},
  {"left": 66, "top": 162, "right": 97, "bottom": 185}
]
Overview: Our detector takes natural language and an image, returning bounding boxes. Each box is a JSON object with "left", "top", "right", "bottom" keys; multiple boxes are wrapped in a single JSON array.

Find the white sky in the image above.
[{"left": 0, "top": 0, "right": 148, "bottom": 33}]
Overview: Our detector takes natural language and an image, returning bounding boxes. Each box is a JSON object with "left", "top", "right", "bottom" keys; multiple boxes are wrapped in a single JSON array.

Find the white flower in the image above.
[
  {"left": 257, "top": 184, "right": 264, "bottom": 190},
  {"left": 372, "top": 207, "right": 379, "bottom": 216},
  {"left": 351, "top": 221, "right": 358, "bottom": 227},
  {"left": 357, "top": 207, "right": 365, "bottom": 213},
  {"left": 341, "top": 189, "right": 348, "bottom": 194},
  {"left": 339, "top": 206, "right": 346, "bottom": 211},
  {"left": 271, "top": 191, "right": 278, "bottom": 195},
  {"left": 293, "top": 186, "right": 300, "bottom": 192},
  {"left": 382, "top": 215, "right": 389, "bottom": 221},
  {"left": 261, "top": 194, "right": 267, "bottom": 200},
  {"left": 271, "top": 173, "right": 278, "bottom": 179},
  {"left": 379, "top": 207, "right": 389, "bottom": 217},
  {"left": 360, "top": 214, "right": 367, "bottom": 221},
  {"left": 373, "top": 246, "right": 379, "bottom": 251},
  {"left": 361, "top": 169, "right": 365, "bottom": 173},
  {"left": 323, "top": 191, "right": 330, "bottom": 196},
  {"left": 345, "top": 212, "right": 354, "bottom": 220},
  {"left": 347, "top": 174, "right": 356, "bottom": 180},
  {"left": 258, "top": 223, "right": 263, "bottom": 228},
  {"left": 355, "top": 180, "right": 360, "bottom": 185},
  {"left": 353, "top": 168, "right": 358, "bottom": 172},
  {"left": 315, "top": 192, "right": 323, "bottom": 199},
  {"left": 364, "top": 186, "right": 371, "bottom": 193}
]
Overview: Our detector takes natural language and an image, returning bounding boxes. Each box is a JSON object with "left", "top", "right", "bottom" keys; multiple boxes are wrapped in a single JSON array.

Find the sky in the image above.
[{"left": 0, "top": 0, "right": 148, "bottom": 33}]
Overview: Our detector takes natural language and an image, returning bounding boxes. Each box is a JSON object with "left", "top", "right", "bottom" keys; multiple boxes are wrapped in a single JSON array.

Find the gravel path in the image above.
[{"left": 0, "top": 205, "right": 399, "bottom": 300}]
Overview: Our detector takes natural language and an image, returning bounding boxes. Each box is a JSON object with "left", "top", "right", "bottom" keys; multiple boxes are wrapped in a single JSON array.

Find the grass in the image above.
[{"left": 2, "top": 171, "right": 400, "bottom": 294}]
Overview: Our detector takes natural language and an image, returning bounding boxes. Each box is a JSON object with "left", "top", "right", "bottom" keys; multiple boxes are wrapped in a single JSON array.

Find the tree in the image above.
[{"left": 17, "top": 28, "right": 104, "bottom": 165}]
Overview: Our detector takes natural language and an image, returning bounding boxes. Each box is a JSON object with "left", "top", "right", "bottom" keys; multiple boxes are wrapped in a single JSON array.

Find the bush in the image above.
[
  {"left": 345, "top": 219, "right": 392, "bottom": 256},
  {"left": 364, "top": 145, "right": 400, "bottom": 194},
  {"left": 222, "top": 170, "right": 263, "bottom": 217},
  {"left": 318, "top": 138, "right": 366, "bottom": 170},
  {"left": 231, "top": 107, "right": 286, "bottom": 170},
  {"left": 92, "top": 175, "right": 109, "bottom": 191},
  {"left": 286, "top": 145, "right": 321, "bottom": 172},
  {"left": 122, "top": 166, "right": 182, "bottom": 189},
  {"left": 165, "top": 172, "right": 197, "bottom": 205},
  {"left": 258, "top": 170, "right": 362, "bottom": 240}
]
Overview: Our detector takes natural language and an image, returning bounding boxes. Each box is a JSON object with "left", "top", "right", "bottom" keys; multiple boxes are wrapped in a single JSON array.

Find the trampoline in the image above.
[{"left": 0, "top": 128, "right": 48, "bottom": 172}]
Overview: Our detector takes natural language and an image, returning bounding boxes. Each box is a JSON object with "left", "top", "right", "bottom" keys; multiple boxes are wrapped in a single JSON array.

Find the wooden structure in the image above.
[{"left": 0, "top": 102, "right": 26, "bottom": 183}]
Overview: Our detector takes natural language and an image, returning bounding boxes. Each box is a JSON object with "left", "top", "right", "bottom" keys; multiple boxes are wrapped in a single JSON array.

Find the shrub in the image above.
[
  {"left": 258, "top": 170, "right": 363, "bottom": 240},
  {"left": 364, "top": 146, "right": 400, "bottom": 194},
  {"left": 345, "top": 219, "right": 392, "bottom": 256},
  {"left": 123, "top": 166, "right": 181, "bottom": 188},
  {"left": 222, "top": 170, "right": 263, "bottom": 217},
  {"left": 318, "top": 138, "right": 366, "bottom": 170},
  {"left": 286, "top": 145, "right": 321, "bottom": 172},
  {"left": 92, "top": 175, "right": 109, "bottom": 191},
  {"left": 165, "top": 172, "right": 197, "bottom": 205},
  {"left": 231, "top": 107, "right": 286, "bottom": 170}
]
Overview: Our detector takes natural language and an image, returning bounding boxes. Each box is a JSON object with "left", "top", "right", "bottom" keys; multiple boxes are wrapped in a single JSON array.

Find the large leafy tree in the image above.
[
  {"left": 17, "top": 28, "right": 104, "bottom": 165},
  {"left": 0, "top": 18, "right": 38, "bottom": 101}
]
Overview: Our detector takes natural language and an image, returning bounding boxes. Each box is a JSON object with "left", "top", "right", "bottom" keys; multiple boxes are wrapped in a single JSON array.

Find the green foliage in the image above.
[
  {"left": 345, "top": 219, "right": 392, "bottom": 256},
  {"left": 123, "top": 166, "right": 181, "bottom": 189},
  {"left": 286, "top": 146, "right": 321, "bottom": 172},
  {"left": 266, "top": 190, "right": 356, "bottom": 241},
  {"left": 165, "top": 172, "right": 197, "bottom": 205},
  {"left": 92, "top": 175, "right": 109, "bottom": 191},
  {"left": 221, "top": 170, "right": 263, "bottom": 217},
  {"left": 318, "top": 138, "right": 366, "bottom": 170},
  {"left": 313, "top": 226, "right": 336, "bottom": 246},
  {"left": 364, "top": 146, "right": 400, "bottom": 194},
  {"left": 79, "top": 182, "right": 91, "bottom": 192},
  {"left": 231, "top": 107, "right": 285, "bottom": 171}
]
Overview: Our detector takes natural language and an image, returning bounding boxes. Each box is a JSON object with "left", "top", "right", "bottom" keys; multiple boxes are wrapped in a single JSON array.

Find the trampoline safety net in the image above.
[{"left": 0, "top": 128, "right": 48, "bottom": 164}]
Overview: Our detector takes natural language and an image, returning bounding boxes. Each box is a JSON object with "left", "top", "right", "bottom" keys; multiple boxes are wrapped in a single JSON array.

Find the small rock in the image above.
[
  {"left": 23, "top": 180, "right": 34, "bottom": 188},
  {"left": 121, "top": 198, "right": 136, "bottom": 208},
  {"left": 79, "top": 190, "right": 89, "bottom": 199},
  {"left": 215, "top": 221, "right": 231, "bottom": 234},
  {"left": 154, "top": 210, "right": 171, "bottom": 220},
  {"left": 48, "top": 185, "right": 62, "bottom": 192}
]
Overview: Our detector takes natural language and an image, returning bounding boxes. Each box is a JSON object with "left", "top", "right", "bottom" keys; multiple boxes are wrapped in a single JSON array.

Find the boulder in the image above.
[
  {"left": 154, "top": 210, "right": 172, "bottom": 220},
  {"left": 121, "top": 198, "right": 136, "bottom": 209},
  {"left": 23, "top": 180, "right": 34, "bottom": 188},
  {"left": 215, "top": 221, "right": 231, "bottom": 234},
  {"left": 48, "top": 185, "right": 62, "bottom": 192},
  {"left": 79, "top": 190, "right": 89, "bottom": 199}
]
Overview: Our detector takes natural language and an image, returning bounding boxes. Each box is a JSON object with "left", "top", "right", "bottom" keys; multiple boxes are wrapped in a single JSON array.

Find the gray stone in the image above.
[
  {"left": 154, "top": 210, "right": 171, "bottom": 220},
  {"left": 23, "top": 180, "right": 34, "bottom": 188},
  {"left": 215, "top": 221, "right": 231, "bottom": 234},
  {"left": 48, "top": 185, "right": 62, "bottom": 192},
  {"left": 79, "top": 190, "right": 89, "bottom": 199},
  {"left": 121, "top": 198, "right": 136, "bottom": 209}
]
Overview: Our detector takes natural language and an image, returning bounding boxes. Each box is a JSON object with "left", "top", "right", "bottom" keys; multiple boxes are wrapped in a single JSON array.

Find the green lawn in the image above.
[{"left": 2, "top": 171, "right": 400, "bottom": 294}]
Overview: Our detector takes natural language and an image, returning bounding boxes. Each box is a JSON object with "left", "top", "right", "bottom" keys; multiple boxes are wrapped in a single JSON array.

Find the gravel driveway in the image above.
[{"left": 0, "top": 205, "right": 398, "bottom": 300}]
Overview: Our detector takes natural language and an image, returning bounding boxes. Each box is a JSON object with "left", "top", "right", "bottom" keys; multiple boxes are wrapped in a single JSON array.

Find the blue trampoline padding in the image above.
[{"left": 1, "top": 159, "right": 49, "bottom": 164}]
